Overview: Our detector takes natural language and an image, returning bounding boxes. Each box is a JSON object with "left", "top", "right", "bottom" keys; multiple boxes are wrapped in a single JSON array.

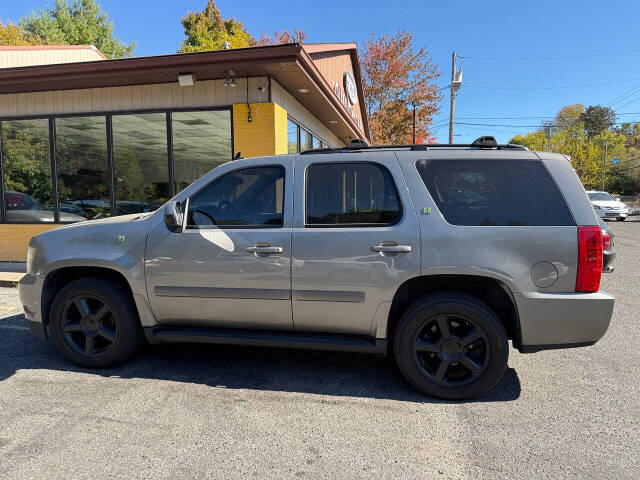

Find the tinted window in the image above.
[
  {"left": 172, "top": 110, "right": 232, "bottom": 193},
  {"left": 300, "top": 128, "right": 311, "bottom": 152},
  {"left": 55, "top": 116, "right": 110, "bottom": 222},
  {"left": 112, "top": 113, "right": 169, "bottom": 215},
  {"left": 187, "top": 166, "right": 284, "bottom": 228},
  {"left": 306, "top": 162, "right": 402, "bottom": 226},
  {"left": 1, "top": 119, "right": 54, "bottom": 223},
  {"left": 416, "top": 159, "right": 574, "bottom": 226},
  {"left": 287, "top": 120, "right": 299, "bottom": 154}
]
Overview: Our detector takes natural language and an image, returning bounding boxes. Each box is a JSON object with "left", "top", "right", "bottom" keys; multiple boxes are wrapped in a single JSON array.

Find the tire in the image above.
[
  {"left": 393, "top": 291, "right": 508, "bottom": 400},
  {"left": 617, "top": 217, "right": 626, "bottom": 221},
  {"left": 49, "top": 277, "right": 142, "bottom": 368}
]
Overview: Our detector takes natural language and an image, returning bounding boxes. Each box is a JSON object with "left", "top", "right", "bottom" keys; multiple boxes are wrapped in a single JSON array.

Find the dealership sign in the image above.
[{"left": 333, "top": 72, "right": 364, "bottom": 131}]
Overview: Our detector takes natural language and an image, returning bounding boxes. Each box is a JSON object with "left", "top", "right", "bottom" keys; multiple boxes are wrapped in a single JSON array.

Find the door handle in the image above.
[
  {"left": 371, "top": 243, "right": 412, "bottom": 253},
  {"left": 247, "top": 244, "right": 283, "bottom": 254}
]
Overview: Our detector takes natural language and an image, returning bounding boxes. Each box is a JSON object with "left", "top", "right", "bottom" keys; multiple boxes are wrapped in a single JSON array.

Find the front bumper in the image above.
[
  {"left": 598, "top": 210, "right": 628, "bottom": 218},
  {"left": 18, "top": 273, "right": 47, "bottom": 339},
  {"left": 515, "top": 290, "right": 614, "bottom": 352}
]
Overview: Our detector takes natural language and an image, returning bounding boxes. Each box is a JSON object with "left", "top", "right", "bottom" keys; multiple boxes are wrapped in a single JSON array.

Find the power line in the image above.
[
  {"left": 606, "top": 83, "right": 640, "bottom": 107},
  {"left": 463, "top": 77, "right": 640, "bottom": 90},
  {"left": 459, "top": 48, "right": 640, "bottom": 61},
  {"left": 454, "top": 120, "right": 640, "bottom": 128},
  {"left": 612, "top": 94, "right": 640, "bottom": 110},
  {"left": 454, "top": 112, "right": 640, "bottom": 121}
]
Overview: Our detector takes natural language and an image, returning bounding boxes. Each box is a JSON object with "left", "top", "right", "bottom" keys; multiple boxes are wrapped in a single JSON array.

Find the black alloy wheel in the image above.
[
  {"left": 412, "top": 314, "right": 489, "bottom": 387},
  {"left": 394, "top": 291, "right": 508, "bottom": 400},
  {"left": 49, "top": 277, "right": 142, "bottom": 368},
  {"left": 61, "top": 295, "right": 118, "bottom": 356}
]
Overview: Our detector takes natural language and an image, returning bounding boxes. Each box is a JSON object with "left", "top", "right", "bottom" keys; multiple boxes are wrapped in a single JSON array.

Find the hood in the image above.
[
  {"left": 590, "top": 200, "right": 627, "bottom": 209},
  {"left": 32, "top": 212, "right": 155, "bottom": 242}
]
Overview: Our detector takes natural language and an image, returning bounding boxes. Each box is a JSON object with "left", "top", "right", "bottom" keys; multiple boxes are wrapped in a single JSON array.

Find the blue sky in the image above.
[{"left": 3, "top": 0, "right": 640, "bottom": 143}]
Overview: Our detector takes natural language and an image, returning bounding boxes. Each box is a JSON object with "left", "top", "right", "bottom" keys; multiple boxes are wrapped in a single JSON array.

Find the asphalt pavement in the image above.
[{"left": 0, "top": 220, "right": 638, "bottom": 479}]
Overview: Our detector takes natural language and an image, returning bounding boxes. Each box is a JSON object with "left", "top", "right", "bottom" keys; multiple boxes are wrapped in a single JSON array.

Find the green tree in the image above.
[
  {"left": 510, "top": 106, "right": 632, "bottom": 190},
  {"left": 580, "top": 105, "right": 616, "bottom": 138},
  {"left": 19, "top": 0, "right": 135, "bottom": 59},
  {"left": 179, "top": 0, "right": 252, "bottom": 52}
]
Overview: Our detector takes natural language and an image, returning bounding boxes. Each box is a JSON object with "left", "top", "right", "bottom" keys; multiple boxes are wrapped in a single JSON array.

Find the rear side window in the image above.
[
  {"left": 306, "top": 162, "right": 402, "bottom": 226},
  {"left": 416, "top": 159, "right": 575, "bottom": 226}
]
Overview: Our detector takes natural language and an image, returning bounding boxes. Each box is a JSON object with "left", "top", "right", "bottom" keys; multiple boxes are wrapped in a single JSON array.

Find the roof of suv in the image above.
[{"left": 301, "top": 136, "right": 529, "bottom": 155}]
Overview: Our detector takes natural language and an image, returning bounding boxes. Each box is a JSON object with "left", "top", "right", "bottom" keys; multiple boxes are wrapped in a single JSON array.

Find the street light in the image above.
[{"left": 411, "top": 100, "right": 421, "bottom": 144}]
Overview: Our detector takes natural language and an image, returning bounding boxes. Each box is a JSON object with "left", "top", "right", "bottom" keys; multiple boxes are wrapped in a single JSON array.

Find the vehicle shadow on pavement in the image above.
[{"left": 0, "top": 313, "right": 521, "bottom": 404}]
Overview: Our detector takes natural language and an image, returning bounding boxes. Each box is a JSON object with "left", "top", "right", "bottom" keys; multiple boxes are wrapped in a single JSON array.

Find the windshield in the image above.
[{"left": 588, "top": 192, "right": 615, "bottom": 201}]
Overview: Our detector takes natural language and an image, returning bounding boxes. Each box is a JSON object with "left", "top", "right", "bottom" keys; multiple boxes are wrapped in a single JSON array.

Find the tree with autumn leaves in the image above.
[{"left": 360, "top": 30, "right": 441, "bottom": 145}]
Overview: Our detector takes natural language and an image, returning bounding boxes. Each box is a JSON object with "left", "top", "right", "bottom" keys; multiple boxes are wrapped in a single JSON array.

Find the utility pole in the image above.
[
  {"left": 411, "top": 100, "right": 419, "bottom": 144},
  {"left": 448, "top": 52, "right": 456, "bottom": 144},
  {"left": 602, "top": 139, "right": 608, "bottom": 191}
]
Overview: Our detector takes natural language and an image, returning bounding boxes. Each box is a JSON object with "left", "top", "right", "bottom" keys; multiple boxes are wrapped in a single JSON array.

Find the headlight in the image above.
[
  {"left": 593, "top": 205, "right": 602, "bottom": 210},
  {"left": 26, "top": 246, "right": 36, "bottom": 275}
]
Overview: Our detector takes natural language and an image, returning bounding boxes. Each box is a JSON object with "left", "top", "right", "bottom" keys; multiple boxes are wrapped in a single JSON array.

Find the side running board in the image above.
[{"left": 144, "top": 326, "right": 388, "bottom": 355}]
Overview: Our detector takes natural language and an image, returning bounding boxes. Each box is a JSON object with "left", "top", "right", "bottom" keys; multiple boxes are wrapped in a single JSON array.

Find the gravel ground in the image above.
[{"left": 0, "top": 219, "right": 638, "bottom": 479}]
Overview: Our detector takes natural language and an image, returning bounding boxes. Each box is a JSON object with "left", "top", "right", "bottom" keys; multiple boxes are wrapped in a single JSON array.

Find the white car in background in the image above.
[{"left": 587, "top": 191, "right": 629, "bottom": 221}]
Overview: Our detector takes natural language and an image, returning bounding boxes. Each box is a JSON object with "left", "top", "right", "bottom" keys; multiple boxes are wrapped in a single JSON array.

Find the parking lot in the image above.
[{"left": 0, "top": 220, "right": 638, "bottom": 480}]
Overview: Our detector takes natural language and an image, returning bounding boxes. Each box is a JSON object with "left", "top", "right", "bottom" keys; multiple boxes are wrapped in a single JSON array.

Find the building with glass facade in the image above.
[{"left": 0, "top": 43, "right": 370, "bottom": 260}]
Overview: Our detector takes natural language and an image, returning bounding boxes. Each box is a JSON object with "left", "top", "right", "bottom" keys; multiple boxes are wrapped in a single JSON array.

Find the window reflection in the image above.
[
  {"left": 112, "top": 113, "right": 169, "bottom": 215},
  {"left": 287, "top": 119, "right": 299, "bottom": 154},
  {"left": 172, "top": 110, "right": 232, "bottom": 193},
  {"left": 1, "top": 119, "right": 56, "bottom": 223},
  {"left": 187, "top": 166, "right": 284, "bottom": 228},
  {"left": 300, "top": 128, "right": 311, "bottom": 152},
  {"left": 55, "top": 116, "right": 110, "bottom": 221},
  {"left": 306, "top": 162, "right": 402, "bottom": 226}
]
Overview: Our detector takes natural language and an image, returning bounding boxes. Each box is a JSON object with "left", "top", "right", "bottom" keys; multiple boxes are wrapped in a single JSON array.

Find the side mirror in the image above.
[
  {"left": 616, "top": 197, "right": 621, "bottom": 202},
  {"left": 164, "top": 201, "right": 184, "bottom": 232}
]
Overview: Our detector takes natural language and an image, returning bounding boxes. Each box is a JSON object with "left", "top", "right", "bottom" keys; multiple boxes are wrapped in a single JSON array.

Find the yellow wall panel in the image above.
[
  {"left": 0, "top": 224, "right": 61, "bottom": 262},
  {"left": 233, "top": 102, "right": 279, "bottom": 158}
]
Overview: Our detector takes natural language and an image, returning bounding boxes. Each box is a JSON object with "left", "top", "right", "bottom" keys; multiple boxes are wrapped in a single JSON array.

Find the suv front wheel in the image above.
[
  {"left": 394, "top": 292, "right": 508, "bottom": 400},
  {"left": 49, "top": 277, "right": 142, "bottom": 368}
]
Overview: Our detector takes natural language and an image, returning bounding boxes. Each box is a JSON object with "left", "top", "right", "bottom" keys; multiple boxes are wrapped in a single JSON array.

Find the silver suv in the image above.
[{"left": 19, "top": 137, "right": 615, "bottom": 400}]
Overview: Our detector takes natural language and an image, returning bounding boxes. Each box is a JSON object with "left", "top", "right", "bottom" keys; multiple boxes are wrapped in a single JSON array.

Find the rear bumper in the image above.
[
  {"left": 515, "top": 290, "right": 614, "bottom": 352},
  {"left": 603, "top": 249, "right": 616, "bottom": 271}
]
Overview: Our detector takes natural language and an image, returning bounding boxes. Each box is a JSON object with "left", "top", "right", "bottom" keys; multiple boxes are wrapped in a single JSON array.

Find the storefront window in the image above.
[
  {"left": 300, "top": 128, "right": 311, "bottom": 152},
  {"left": 55, "top": 116, "right": 110, "bottom": 222},
  {"left": 172, "top": 110, "right": 232, "bottom": 193},
  {"left": 112, "top": 113, "right": 169, "bottom": 215},
  {"left": 287, "top": 119, "right": 299, "bottom": 154},
  {"left": 1, "top": 119, "right": 54, "bottom": 223}
]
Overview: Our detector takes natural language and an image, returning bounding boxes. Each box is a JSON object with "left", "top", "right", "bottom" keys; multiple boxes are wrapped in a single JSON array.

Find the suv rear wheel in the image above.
[
  {"left": 49, "top": 277, "right": 142, "bottom": 368},
  {"left": 394, "top": 292, "right": 508, "bottom": 400}
]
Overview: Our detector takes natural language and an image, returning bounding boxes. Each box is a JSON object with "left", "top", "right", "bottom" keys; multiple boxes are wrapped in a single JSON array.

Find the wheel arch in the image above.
[
  {"left": 383, "top": 274, "right": 522, "bottom": 349},
  {"left": 41, "top": 265, "right": 137, "bottom": 331}
]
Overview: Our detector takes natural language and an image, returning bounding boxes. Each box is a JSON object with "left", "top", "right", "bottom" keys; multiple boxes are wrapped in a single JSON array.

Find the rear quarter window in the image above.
[{"left": 416, "top": 159, "right": 575, "bottom": 226}]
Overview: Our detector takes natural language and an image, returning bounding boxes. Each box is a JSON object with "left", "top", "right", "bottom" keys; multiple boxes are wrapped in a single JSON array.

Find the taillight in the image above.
[
  {"left": 576, "top": 226, "right": 603, "bottom": 293},
  {"left": 601, "top": 231, "right": 611, "bottom": 251}
]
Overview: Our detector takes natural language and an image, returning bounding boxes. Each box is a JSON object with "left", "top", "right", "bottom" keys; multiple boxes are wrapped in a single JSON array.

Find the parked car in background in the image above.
[
  {"left": 19, "top": 137, "right": 615, "bottom": 400},
  {"left": 587, "top": 191, "right": 629, "bottom": 221},
  {"left": 5, "top": 190, "right": 86, "bottom": 223},
  {"left": 598, "top": 217, "right": 615, "bottom": 273}
]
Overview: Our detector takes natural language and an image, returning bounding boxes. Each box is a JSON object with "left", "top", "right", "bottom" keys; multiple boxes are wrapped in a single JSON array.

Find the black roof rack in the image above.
[{"left": 300, "top": 136, "right": 528, "bottom": 154}]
